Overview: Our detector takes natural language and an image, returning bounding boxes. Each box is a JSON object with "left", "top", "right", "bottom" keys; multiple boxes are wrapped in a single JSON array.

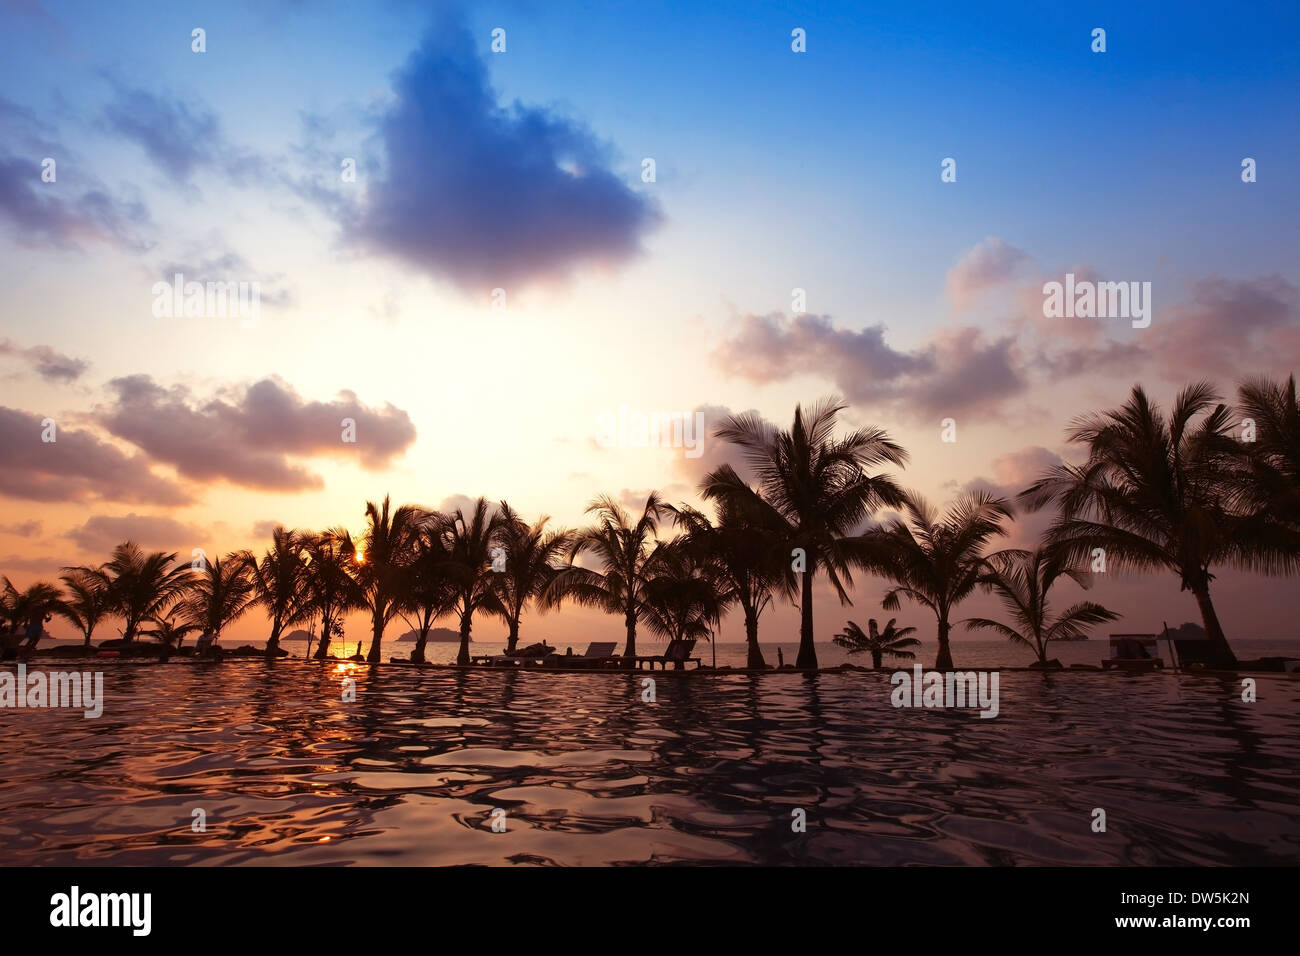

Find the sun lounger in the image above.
[
  {"left": 637, "top": 638, "right": 702, "bottom": 670},
  {"left": 1102, "top": 634, "right": 1164, "bottom": 672},
  {"left": 542, "top": 641, "right": 619, "bottom": 669}
]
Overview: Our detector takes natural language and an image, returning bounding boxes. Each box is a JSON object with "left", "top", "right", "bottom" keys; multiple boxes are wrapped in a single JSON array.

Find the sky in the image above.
[{"left": 1, "top": 0, "right": 1298, "bottom": 646}]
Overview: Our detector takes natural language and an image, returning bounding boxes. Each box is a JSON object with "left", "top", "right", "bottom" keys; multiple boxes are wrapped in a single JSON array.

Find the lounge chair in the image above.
[
  {"left": 543, "top": 641, "right": 619, "bottom": 669},
  {"left": 1102, "top": 634, "right": 1164, "bottom": 672},
  {"left": 639, "top": 638, "right": 702, "bottom": 671}
]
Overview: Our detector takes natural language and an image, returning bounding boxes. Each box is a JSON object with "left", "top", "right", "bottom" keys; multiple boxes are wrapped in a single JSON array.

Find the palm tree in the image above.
[
  {"left": 244, "top": 527, "right": 310, "bottom": 659},
  {"left": 832, "top": 617, "right": 920, "bottom": 670},
  {"left": 440, "top": 498, "right": 508, "bottom": 666},
  {"left": 550, "top": 492, "right": 668, "bottom": 666},
  {"left": 300, "top": 529, "right": 363, "bottom": 660},
  {"left": 1236, "top": 374, "right": 1300, "bottom": 532},
  {"left": 668, "top": 501, "right": 784, "bottom": 668},
  {"left": 54, "top": 568, "right": 111, "bottom": 649},
  {"left": 1019, "top": 382, "right": 1288, "bottom": 669},
  {"left": 964, "top": 547, "right": 1119, "bottom": 665},
  {"left": 397, "top": 523, "right": 453, "bottom": 663},
  {"left": 356, "top": 496, "right": 431, "bottom": 663},
  {"left": 97, "top": 542, "right": 192, "bottom": 644},
  {"left": 185, "top": 551, "right": 256, "bottom": 642},
  {"left": 2, "top": 577, "right": 62, "bottom": 643},
  {"left": 141, "top": 601, "right": 201, "bottom": 650},
  {"left": 707, "top": 397, "right": 908, "bottom": 668},
  {"left": 640, "top": 538, "right": 721, "bottom": 665},
  {"left": 853, "top": 489, "right": 1013, "bottom": 670},
  {"left": 495, "top": 502, "right": 571, "bottom": 653}
]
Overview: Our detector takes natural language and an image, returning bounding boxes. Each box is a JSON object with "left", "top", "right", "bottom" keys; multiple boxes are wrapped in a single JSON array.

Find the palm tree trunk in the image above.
[
  {"left": 796, "top": 565, "right": 817, "bottom": 669},
  {"left": 506, "top": 614, "right": 521, "bottom": 654},
  {"left": 744, "top": 608, "right": 766, "bottom": 669},
  {"left": 934, "top": 615, "right": 954, "bottom": 670},
  {"left": 456, "top": 612, "right": 472, "bottom": 666},
  {"left": 413, "top": 627, "right": 429, "bottom": 664},
  {"left": 623, "top": 608, "right": 637, "bottom": 667},
  {"left": 265, "top": 620, "right": 281, "bottom": 659},
  {"left": 872, "top": 650, "right": 882, "bottom": 670},
  {"left": 366, "top": 606, "right": 384, "bottom": 662},
  {"left": 1190, "top": 579, "right": 1238, "bottom": 668}
]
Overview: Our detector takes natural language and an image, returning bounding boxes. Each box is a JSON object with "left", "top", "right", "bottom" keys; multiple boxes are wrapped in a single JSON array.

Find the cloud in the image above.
[
  {"left": 0, "top": 405, "right": 191, "bottom": 505},
  {"left": 64, "top": 513, "right": 207, "bottom": 554},
  {"left": 101, "top": 83, "right": 267, "bottom": 186},
  {"left": 959, "top": 445, "right": 1064, "bottom": 548},
  {"left": 349, "top": 12, "right": 659, "bottom": 290},
  {"left": 0, "top": 519, "right": 41, "bottom": 537},
  {"left": 250, "top": 520, "right": 281, "bottom": 540},
  {"left": 1154, "top": 275, "right": 1300, "bottom": 381},
  {"left": 0, "top": 155, "right": 151, "bottom": 251},
  {"left": 95, "top": 375, "right": 418, "bottom": 492},
  {"left": 712, "top": 312, "right": 1028, "bottom": 422},
  {"left": 668, "top": 403, "right": 762, "bottom": 492},
  {"left": 0, "top": 339, "right": 88, "bottom": 381},
  {"left": 946, "top": 237, "right": 1028, "bottom": 311}
]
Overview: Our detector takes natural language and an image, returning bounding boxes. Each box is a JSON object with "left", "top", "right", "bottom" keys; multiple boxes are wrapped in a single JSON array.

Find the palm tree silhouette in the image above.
[
  {"left": 356, "top": 496, "right": 431, "bottom": 663},
  {"left": 98, "top": 542, "right": 191, "bottom": 644},
  {"left": 185, "top": 551, "right": 256, "bottom": 644},
  {"left": 854, "top": 488, "right": 1013, "bottom": 670},
  {"left": 301, "top": 528, "right": 363, "bottom": 660},
  {"left": 668, "top": 501, "right": 783, "bottom": 668},
  {"left": 832, "top": 617, "right": 920, "bottom": 669},
  {"left": 399, "top": 523, "right": 454, "bottom": 663},
  {"left": 440, "top": 498, "right": 508, "bottom": 666},
  {"left": 242, "top": 527, "right": 310, "bottom": 659},
  {"left": 1019, "top": 382, "right": 1279, "bottom": 668},
  {"left": 707, "top": 397, "right": 907, "bottom": 669},
  {"left": 1236, "top": 374, "right": 1300, "bottom": 536},
  {"left": 640, "top": 538, "right": 719, "bottom": 660},
  {"left": 495, "top": 502, "right": 571, "bottom": 653},
  {"left": 54, "top": 567, "right": 111, "bottom": 649},
  {"left": 551, "top": 492, "right": 668, "bottom": 667},
  {"left": 964, "top": 547, "right": 1118, "bottom": 665},
  {"left": 141, "top": 601, "right": 201, "bottom": 651}
]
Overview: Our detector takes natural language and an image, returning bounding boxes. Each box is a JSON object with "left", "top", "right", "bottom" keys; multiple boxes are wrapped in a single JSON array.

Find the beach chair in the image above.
[
  {"left": 642, "top": 638, "right": 702, "bottom": 670},
  {"left": 1102, "top": 634, "right": 1164, "bottom": 672},
  {"left": 547, "top": 641, "right": 619, "bottom": 669}
]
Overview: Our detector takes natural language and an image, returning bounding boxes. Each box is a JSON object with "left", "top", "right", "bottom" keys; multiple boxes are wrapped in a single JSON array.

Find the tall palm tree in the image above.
[
  {"left": 54, "top": 568, "right": 111, "bottom": 649},
  {"left": 832, "top": 617, "right": 920, "bottom": 670},
  {"left": 1019, "top": 382, "right": 1287, "bottom": 668},
  {"left": 640, "top": 537, "right": 721, "bottom": 662},
  {"left": 301, "top": 529, "right": 363, "bottom": 660},
  {"left": 668, "top": 501, "right": 784, "bottom": 668},
  {"left": 355, "top": 496, "right": 431, "bottom": 663},
  {"left": 707, "top": 397, "right": 908, "bottom": 668},
  {"left": 98, "top": 542, "right": 192, "bottom": 643},
  {"left": 853, "top": 489, "right": 1013, "bottom": 670},
  {"left": 397, "top": 523, "right": 453, "bottom": 663},
  {"left": 494, "top": 502, "right": 571, "bottom": 653},
  {"left": 185, "top": 551, "right": 256, "bottom": 642},
  {"left": 440, "top": 498, "right": 508, "bottom": 666},
  {"left": 243, "top": 527, "right": 310, "bottom": 659},
  {"left": 1236, "top": 374, "right": 1300, "bottom": 532},
  {"left": 964, "top": 547, "right": 1119, "bottom": 665},
  {"left": 550, "top": 492, "right": 668, "bottom": 666}
]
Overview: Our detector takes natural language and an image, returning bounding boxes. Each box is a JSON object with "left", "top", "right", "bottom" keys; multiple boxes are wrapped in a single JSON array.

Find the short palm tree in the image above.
[
  {"left": 356, "top": 496, "right": 431, "bottom": 663},
  {"left": 495, "top": 502, "right": 571, "bottom": 653},
  {"left": 964, "top": 547, "right": 1119, "bottom": 664},
  {"left": 54, "top": 568, "right": 111, "bottom": 649},
  {"left": 243, "top": 526, "right": 311, "bottom": 659},
  {"left": 301, "top": 529, "right": 363, "bottom": 660},
  {"left": 98, "top": 542, "right": 192, "bottom": 643},
  {"left": 832, "top": 617, "right": 920, "bottom": 669},
  {"left": 185, "top": 551, "right": 256, "bottom": 642},
  {"left": 2, "top": 577, "right": 62, "bottom": 640},
  {"left": 853, "top": 489, "right": 1013, "bottom": 670},
  {"left": 640, "top": 538, "right": 721, "bottom": 661},
  {"left": 398, "top": 524, "right": 454, "bottom": 663},
  {"left": 550, "top": 492, "right": 668, "bottom": 666},
  {"left": 440, "top": 498, "right": 508, "bottom": 666},
  {"left": 707, "top": 397, "right": 908, "bottom": 669},
  {"left": 141, "top": 601, "right": 201, "bottom": 650},
  {"left": 668, "top": 501, "right": 784, "bottom": 668},
  {"left": 1019, "top": 382, "right": 1286, "bottom": 668}
]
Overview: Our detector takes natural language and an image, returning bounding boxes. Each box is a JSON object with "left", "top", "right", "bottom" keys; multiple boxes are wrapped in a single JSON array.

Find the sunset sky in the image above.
[{"left": 2, "top": 0, "right": 1298, "bottom": 646}]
